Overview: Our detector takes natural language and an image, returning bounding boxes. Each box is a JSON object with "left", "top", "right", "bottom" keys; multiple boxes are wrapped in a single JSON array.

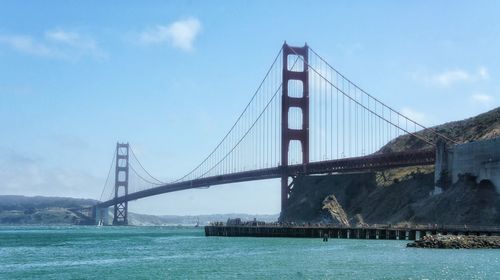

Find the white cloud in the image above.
[
  {"left": 400, "top": 107, "right": 429, "bottom": 125},
  {"left": 471, "top": 93, "right": 493, "bottom": 104},
  {"left": 413, "top": 66, "right": 489, "bottom": 87},
  {"left": 0, "top": 29, "right": 105, "bottom": 60},
  {"left": 477, "top": 66, "right": 490, "bottom": 80},
  {"left": 0, "top": 151, "right": 101, "bottom": 198},
  {"left": 0, "top": 35, "right": 53, "bottom": 57},
  {"left": 46, "top": 30, "right": 99, "bottom": 51},
  {"left": 138, "top": 18, "right": 201, "bottom": 51},
  {"left": 432, "top": 69, "right": 471, "bottom": 87}
]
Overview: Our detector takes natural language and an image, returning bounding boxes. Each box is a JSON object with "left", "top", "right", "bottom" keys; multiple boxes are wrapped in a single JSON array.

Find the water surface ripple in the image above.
[{"left": 0, "top": 226, "right": 498, "bottom": 279}]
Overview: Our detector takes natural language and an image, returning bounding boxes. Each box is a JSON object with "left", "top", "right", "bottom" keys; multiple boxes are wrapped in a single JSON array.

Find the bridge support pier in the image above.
[
  {"left": 280, "top": 43, "right": 309, "bottom": 213},
  {"left": 434, "top": 138, "right": 450, "bottom": 192},
  {"left": 113, "top": 143, "right": 129, "bottom": 225}
]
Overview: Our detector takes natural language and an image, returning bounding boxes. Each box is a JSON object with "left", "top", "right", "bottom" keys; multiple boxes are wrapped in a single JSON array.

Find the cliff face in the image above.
[
  {"left": 280, "top": 169, "right": 500, "bottom": 226},
  {"left": 281, "top": 108, "right": 500, "bottom": 226}
]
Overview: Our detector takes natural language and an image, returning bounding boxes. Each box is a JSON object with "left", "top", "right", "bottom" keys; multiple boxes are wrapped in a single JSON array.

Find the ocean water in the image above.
[{"left": 0, "top": 226, "right": 498, "bottom": 279}]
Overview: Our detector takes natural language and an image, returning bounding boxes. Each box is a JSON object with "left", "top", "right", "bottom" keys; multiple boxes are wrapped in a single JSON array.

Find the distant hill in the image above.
[
  {"left": 0, "top": 195, "right": 99, "bottom": 225},
  {"left": 380, "top": 107, "right": 500, "bottom": 153},
  {"left": 0, "top": 195, "right": 98, "bottom": 211},
  {"left": 0, "top": 195, "right": 278, "bottom": 225},
  {"left": 129, "top": 212, "right": 279, "bottom": 226}
]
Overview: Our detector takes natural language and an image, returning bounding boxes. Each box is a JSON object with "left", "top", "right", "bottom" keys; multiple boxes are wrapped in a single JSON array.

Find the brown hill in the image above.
[{"left": 379, "top": 107, "right": 500, "bottom": 153}]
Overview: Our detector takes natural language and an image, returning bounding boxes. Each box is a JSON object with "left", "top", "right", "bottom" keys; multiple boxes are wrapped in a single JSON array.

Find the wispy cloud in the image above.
[
  {"left": 400, "top": 107, "right": 429, "bottom": 125},
  {"left": 335, "top": 42, "right": 364, "bottom": 56},
  {"left": 432, "top": 69, "right": 471, "bottom": 87},
  {"left": 413, "top": 66, "right": 489, "bottom": 87},
  {"left": 138, "top": 18, "right": 201, "bottom": 51},
  {"left": 45, "top": 30, "right": 105, "bottom": 58},
  {"left": 0, "top": 35, "right": 53, "bottom": 56},
  {"left": 0, "top": 29, "right": 106, "bottom": 60},
  {"left": 470, "top": 93, "right": 494, "bottom": 105},
  {"left": 0, "top": 150, "right": 101, "bottom": 198}
]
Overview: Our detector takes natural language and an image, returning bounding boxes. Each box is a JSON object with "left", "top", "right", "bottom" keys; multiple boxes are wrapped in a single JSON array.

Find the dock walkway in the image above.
[{"left": 205, "top": 224, "right": 500, "bottom": 240}]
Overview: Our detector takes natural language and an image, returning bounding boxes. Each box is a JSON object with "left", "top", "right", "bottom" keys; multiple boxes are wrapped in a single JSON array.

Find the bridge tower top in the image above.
[{"left": 281, "top": 43, "right": 309, "bottom": 211}]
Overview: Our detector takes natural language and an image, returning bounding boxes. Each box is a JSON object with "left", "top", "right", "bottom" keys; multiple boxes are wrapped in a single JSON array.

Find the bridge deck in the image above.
[{"left": 97, "top": 149, "right": 435, "bottom": 208}]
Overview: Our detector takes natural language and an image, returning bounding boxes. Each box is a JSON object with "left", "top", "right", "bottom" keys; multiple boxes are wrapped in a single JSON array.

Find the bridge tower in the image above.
[
  {"left": 281, "top": 43, "right": 309, "bottom": 212},
  {"left": 113, "top": 142, "right": 129, "bottom": 225}
]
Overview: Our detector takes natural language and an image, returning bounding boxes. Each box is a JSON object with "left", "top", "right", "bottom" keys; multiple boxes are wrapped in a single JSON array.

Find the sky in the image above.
[{"left": 0, "top": 1, "right": 498, "bottom": 215}]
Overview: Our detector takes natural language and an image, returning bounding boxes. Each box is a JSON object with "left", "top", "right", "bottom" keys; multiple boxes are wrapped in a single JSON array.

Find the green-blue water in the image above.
[{"left": 0, "top": 226, "right": 499, "bottom": 279}]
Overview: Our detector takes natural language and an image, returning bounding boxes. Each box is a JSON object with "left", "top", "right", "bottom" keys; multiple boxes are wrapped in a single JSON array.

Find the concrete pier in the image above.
[
  {"left": 205, "top": 224, "right": 500, "bottom": 240},
  {"left": 435, "top": 137, "right": 500, "bottom": 193}
]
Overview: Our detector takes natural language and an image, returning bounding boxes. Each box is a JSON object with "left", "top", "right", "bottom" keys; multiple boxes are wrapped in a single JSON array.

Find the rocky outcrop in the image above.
[
  {"left": 349, "top": 214, "right": 368, "bottom": 227},
  {"left": 280, "top": 169, "right": 500, "bottom": 225},
  {"left": 407, "top": 235, "right": 500, "bottom": 249},
  {"left": 279, "top": 172, "right": 377, "bottom": 223},
  {"left": 321, "top": 195, "right": 350, "bottom": 226}
]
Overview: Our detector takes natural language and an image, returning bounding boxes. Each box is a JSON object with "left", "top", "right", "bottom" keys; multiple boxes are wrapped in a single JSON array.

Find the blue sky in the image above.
[{"left": 0, "top": 1, "right": 498, "bottom": 215}]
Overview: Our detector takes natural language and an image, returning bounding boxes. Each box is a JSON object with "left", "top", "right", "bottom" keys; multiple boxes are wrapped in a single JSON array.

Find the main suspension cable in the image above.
[
  {"left": 308, "top": 47, "right": 457, "bottom": 144},
  {"left": 129, "top": 146, "right": 166, "bottom": 184},
  {"left": 197, "top": 56, "right": 301, "bottom": 178},
  {"left": 175, "top": 47, "right": 284, "bottom": 182},
  {"left": 289, "top": 47, "right": 435, "bottom": 147},
  {"left": 99, "top": 151, "right": 116, "bottom": 201}
]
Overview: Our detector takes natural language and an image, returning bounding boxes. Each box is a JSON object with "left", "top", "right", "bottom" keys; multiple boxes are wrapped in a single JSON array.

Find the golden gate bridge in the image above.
[{"left": 92, "top": 43, "right": 457, "bottom": 225}]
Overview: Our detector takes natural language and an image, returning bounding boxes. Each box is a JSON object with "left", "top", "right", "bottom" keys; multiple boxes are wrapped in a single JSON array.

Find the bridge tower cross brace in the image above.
[
  {"left": 113, "top": 142, "right": 129, "bottom": 225},
  {"left": 281, "top": 43, "right": 309, "bottom": 212}
]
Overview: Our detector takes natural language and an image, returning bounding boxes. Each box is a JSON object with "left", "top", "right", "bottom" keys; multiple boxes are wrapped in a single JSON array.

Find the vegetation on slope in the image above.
[
  {"left": 0, "top": 195, "right": 98, "bottom": 224},
  {"left": 379, "top": 107, "right": 500, "bottom": 153}
]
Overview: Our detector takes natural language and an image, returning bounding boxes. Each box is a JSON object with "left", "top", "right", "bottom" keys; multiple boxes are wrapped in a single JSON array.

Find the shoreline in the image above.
[{"left": 407, "top": 235, "right": 500, "bottom": 249}]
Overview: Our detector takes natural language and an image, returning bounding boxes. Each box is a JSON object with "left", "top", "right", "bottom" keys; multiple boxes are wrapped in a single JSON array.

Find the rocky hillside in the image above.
[
  {"left": 380, "top": 107, "right": 500, "bottom": 153},
  {"left": 281, "top": 169, "right": 500, "bottom": 226},
  {"left": 281, "top": 108, "right": 500, "bottom": 226}
]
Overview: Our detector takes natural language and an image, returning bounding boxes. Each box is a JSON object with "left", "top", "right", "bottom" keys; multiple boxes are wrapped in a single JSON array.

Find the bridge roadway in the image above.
[{"left": 97, "top": 149, "right": 435, "bottom": 208}]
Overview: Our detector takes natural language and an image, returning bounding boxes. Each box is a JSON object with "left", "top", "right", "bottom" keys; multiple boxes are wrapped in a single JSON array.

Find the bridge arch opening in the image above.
[
  {"left": 287, "top": 55, "right": 304, "bottom": 72},
  {"left": 288, "top": 140, "right": 304, "bottom": 165},
  {"left": 118, "top": 171, "right": 127, "bottom": 182},
  {"left": 288, "top": 107, "right": 303, "bottom": 130},
  {"left": 118, "top": 158, "right": 127, "bottom": 168},
  {"left": 478, "top": 179, "right": 495, "bottom": 192},
  {"left": 116, "top": 186, "right": 126, "bottom": 197},
  {"left": 287, "top": 80, "right": 304, "bottom": 98},
  {"left": 476, "top": 179, "right": 497, "bottom": 207}
]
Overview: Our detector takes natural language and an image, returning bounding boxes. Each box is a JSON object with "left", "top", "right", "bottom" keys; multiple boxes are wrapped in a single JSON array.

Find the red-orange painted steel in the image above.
[
  {"left": 281, "top": 43, "right": 310, "bottom": 212},
  {"left": 97, "top": 149, "right": 435, "bottom": 209}
]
